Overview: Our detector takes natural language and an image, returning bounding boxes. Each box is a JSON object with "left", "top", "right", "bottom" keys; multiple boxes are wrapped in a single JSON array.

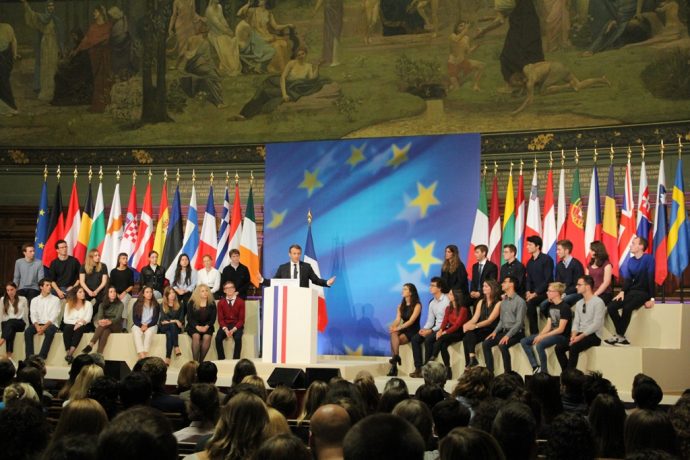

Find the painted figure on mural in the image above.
[
  {"left": 205, "top": 0, "right": 241, "bottom": 76},
  {"left": 624, "top": 0, "right": 688, "bottom": 48},
  {"left": 0, "top": 19, "right": 19, "bottom": 116},
  {"left": 52, "top": 28, "right": 93, "bottom": 107},
  {"left": 236, "top": 20, "right": 276, "bottom": 73},
  {"left": 237, "top": 0, "right": 295, "bottom": 72},
  {"left": 169, "top": 0, "right": 206, "bottom": 69},
  {"left": 542, "top": 0, "right": 571, "bottom": 51},
  {"left": 380, "top": 0, "right": 425, "bottom": 36},
  {"left": 314, "top": 0, "right": 343, "bottom": 66},
  {"left": 583, "top": 0, "right": 655, "bottom": 55},
  {"left": 108, "top": 7, "right": 136, "bottom": 81},
  {"left": 411, "top": 0, "right": 440, "bottom": 36},
  {"left": 22, "top": 0, "right": 64, "bottom": 102},
  {"left": 179, "top": 34, "right": 225, "bottom": 108},
  {"left": 448, "top": 21, "right": 485, "bottom": 92},
  {"left": 72, "top": 6, "right": 112, "bottom": 113},
  {"left": 363, "top": 0, "right": 380, "bottom": 44}
]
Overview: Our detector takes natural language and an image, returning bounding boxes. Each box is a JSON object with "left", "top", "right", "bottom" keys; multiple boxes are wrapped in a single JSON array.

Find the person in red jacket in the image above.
[
  {"left": 215, "top": 281, "right": 245, "bottom": 360},
  {"left": 430, "top": 289, "right": 470, "bottom": 380}
]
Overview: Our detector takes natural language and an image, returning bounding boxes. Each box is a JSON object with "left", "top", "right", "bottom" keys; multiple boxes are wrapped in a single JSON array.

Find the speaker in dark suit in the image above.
[
  {"left": 262, "top": 244, "right": 335, "bottom": 288},
  {"left": 470, "top": 259, "right": 498, "bottom": 294}
]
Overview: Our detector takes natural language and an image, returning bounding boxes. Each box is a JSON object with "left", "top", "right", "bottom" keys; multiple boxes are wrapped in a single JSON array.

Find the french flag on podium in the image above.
[{"left": 304, "top": 216, "right": 328, "bottom": 333}]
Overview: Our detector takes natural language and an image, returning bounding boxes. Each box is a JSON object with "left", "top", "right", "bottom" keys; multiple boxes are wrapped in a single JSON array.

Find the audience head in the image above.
[
  {"left": 422, "top": 360, "right": 447, "bottom": 387},
  {"left": 207, "top": 392, "right": 268, "bottom": 460},
  {"left": 392, "top": 399, "right": 434, "bottom": 450},
  {"left": 432, "top": 398, "right": 471, "bottom": 439},
  {"left": 224, "top": 381, "right": 267, "bottom": 404},
  {"left": 583, "top": 371, "right": 618, "bottom": 407},
  {"left": 669, "top": 394, "right": 690, "bottom": 460},
  {"left": 526, "top": 372, "right": 563, "bottom": 425},
  {"left": 414, "top": 384, "right": 446, "bottom": 410},
  {"left": 69, "top": 364, "right": 104, "bottom": 401},
  {"left": 187, "top": 383, "right": 220, "bottom": 425},
  {"left": 310, "top": 404, "right": 351, "bottom": 453},
  {"left": 197, "top": 361, "right": 218, "bottom": 384},
  {"left": 176, "top": 360, "right": 199, "bottom": 392},
  {"left": 87, "top": 375, "right": 120, "bottom": 420},
  {"left": 632, "top": 373, "right": 663, "bottom": 410},
  {"left": 560, "top": 368, "right": 586, "bottom": 400},
  {"left": 15, "top": 366, "right": 44, "bottom": 402},
  {"left": 21, "top": 354, "right": 47, "bottom": 377},
  {"left": 490, "top": 372, "right": 525, "bottom": 400},
  {"left": 254, "top": 433, "right": 311, "bottom": 460},
  {"left": 378, "top": 378, "right": 410, "bottom": 413},
  {"left": 0, "top": 358, "right": 16, "bottom": 389},
  {"left": 232, "top": 358, "right": 257, "bottom": 386},
  {"left": 625, "top": 409, "right": 679, "bottom": 457},
  {"left": 264, "top": 406, "right": 291, "bottom": 439},
  {"left": 491, "top": 401, "right": 537, "bottom": 460},
  {"left": 471, "top": 398, "right": 506, "bottom": 434},
  {"left": 439, "top": 427, "right": 506, "bottom": 460},
  {"left": 3, "top": 382, "right": 39, "bottom": 405},
  {"left": 0, "top": 399, "right": 50, "bottom": 460},
  {"left": 588, "top": 393, "right": 626, "bottom": 459},
  {"left": 140, "top": 357, "right": 168, "bottom": 392},
  {"left": 302, "top": 380, "right": 329, "bottom": 419},
  {"left": 119, "top": 372, "right": 152, "bottom": 408},
  {"left": 343, "top": 413, "right": 425, "bottom": 460},
  {"left": 53, "top": 398, "right": 108, "bottom": 439},
  {"left": 354, "top": 371, "right": 380, "bottom": 416},
  {"left": 97, "top": 406, "right": 177, "bottom": 460},
  {"left": 267, "top": 384, "right": 298, "bottom": 419},
  {"left": 240, "top": 375, "right": 268, "bottom": 400},
  {"left": 545, "top": 411, "right": 596, "bottom": 460},
  {"left": 452, "top": 366, "right": 493, "bottom": 402},
  {"left": 43, "top": 434, "right": 98, "bottom": 460}
]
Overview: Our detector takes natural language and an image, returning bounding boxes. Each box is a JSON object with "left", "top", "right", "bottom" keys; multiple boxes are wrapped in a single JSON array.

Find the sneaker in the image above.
[
  {"left": 532, "top": 365, "right": 541, "bottom": 374},
  {"left": 604, "top": 337, "right": 619, "bottom": 346},
  {"left": 617, "top": 337, "right": 631, "bottom": 346}
]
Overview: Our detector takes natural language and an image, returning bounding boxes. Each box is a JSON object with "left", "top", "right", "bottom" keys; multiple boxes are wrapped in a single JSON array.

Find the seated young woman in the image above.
[
  {"left": 82, "top": 285, "right": 124, "bottom": 355},
  {"left": 62, "top": 286, "right": 94, "bottom": 364},
  {"left": 186, "top": 284, "right": 217, "bottom": 362},
  {"left": 387, "top": 283, "right": 422, "bottom": 376},
  {"left": 131, "top": 286, "right": 161, "bottom": 359},
  {"left": 160, "top": 286, "right": 185, "bottom": 365}
]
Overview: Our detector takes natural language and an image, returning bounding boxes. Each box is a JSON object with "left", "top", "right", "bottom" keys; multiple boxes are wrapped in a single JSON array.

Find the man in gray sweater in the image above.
[
  {"left": 13, "top": 243, "right": 44, "bottom": 304},
  {"left": 482, "top": 275, "right": 526, "bottom": 374},
  {"left": 555, "top": 275, "right": 606, "bottom": 370}
]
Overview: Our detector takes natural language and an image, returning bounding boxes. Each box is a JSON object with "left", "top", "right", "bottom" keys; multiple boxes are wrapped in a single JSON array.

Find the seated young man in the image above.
[
  {"left": 539, "top": 239, "right": 584, "bottom": 313},
  {"left": 215, "top": 281, "right": 246, "bottom": 360},
  {"left": 482, "top": 276, "right": 526, "bottom": 374},
  {"left": 409, "top": 277, "right": 449, "bottom": 378}
]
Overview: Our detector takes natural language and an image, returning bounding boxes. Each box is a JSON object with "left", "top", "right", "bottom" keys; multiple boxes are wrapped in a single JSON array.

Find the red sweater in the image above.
[
  {"left": 217, "top": 296, "right": 245, "bottom": 329},
  {"left": 439, "top": 305, "right": 470, "bottom": 334}
]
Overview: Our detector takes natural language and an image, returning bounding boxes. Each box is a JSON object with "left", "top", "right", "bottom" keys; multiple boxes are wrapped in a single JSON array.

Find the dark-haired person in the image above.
[
  {"left": 343, "top": 413, "right": 425, "bottom": 460},
  {"left": 432, "top": 399, "right": 471, "bottom": 440},
  {"left": 0, "top": 399, "right": 51, "bottom": 460},
  {"left": 109, "top": 252, "right": 135, "bottom": 307},
  {"left": 632, "top": 373, "right": 663, "bottom": 411},
  {"left": 61, "top": 286, "right": 94, "bottom": 364},
  {"left": 589, "top": 393, "right": 626, "bottom": 459},
  {"left": 79, "top": 249, "right": 109, "bottom": 308},
  {"left": 440, "top": 427, "right": 505, "bottom": 460},
  {"left": 170, "top": 253, "right": 196, "bottom": 310},
  {"left": 14, "top": 243, "right": 43, "bottom": 304},
  {"left": 555, "top": 275, "right": 607, "bottom": 370},
  {"left": 174, "top": 383, "right": 219, "bottom": 442},
  {"left": 131, "top": 286, "right": 160, "bottom": 359},
  {"left": 524, "top": 235, "right": 554, "bottom": 335},
  {"left": 469, "top": 244, "right": 498, "bottom": 303},
  {"left": 544, "top": 411, "right": 596, "bottom": 460},
  {"left": 259, "top": 244, "right": 336, "bottom": 287},
  {"left": 119, "top": 371, "right": 152, "bottom": 409},
  {"left": 97, "top": 406, "right": 178, "bottom": 460},
  {"left": 560, "top": 368, "right": 587, "bottom": 414},
  {"left": 387, "top": 283, "right": 422, "bottom": 376},
  {"left": 553, "top": 239, "right": 585, "bottom": 306},
  {"left": 462, "top": 279, "right": 501, "bottom": 369},
  {"left": 141, "top": 357, "right": 187, "bottom": 416},
  {"left": 491, "top": 401, "right": 537, "bottom": 460},
  {"left": 216, "top": 281, "right": 245, "bottom": 360},
  {"left": 441, "top": 244, "right": 469, "bottom": 298},
  {"left": 0, "top": 281, "right": 29, "bottom": 359},
  {"left": 140, "top": 250, "right": 165, "bottom": 299},
  {"left": 520, "top": 281, "right": 572, "bottom": 375},
  {"left": 221, "top": 249, "right": 251, "bottom": 299},
  {"left": 410, "top": 277, "right": 449, "bottom": 378},
  {"left": 83, "top": 285, "right": 124, "bottom": 354},
  {"left": 431, "top": 288, "right": 470, "bottom": 379},
  {"left": 159, "top": 286, "right": 185, "bottom": 365},
  {"left": 392, "top": 399, "right": 435, "bottom": 454},
  {"left": 625, "top": 409, "right": 679, "bottom": 457},
  {"left": 231, "top": 358, "right": 257, "bottom": 386},
  {"left": 48, "top": 239, "right": 81, "bottom": 299},
  {"left": 499, "top": 244, "right": 526, "bottom": 296},
  {"left": 482, "top": 276, "right": 526, "bottom": 374},
  {"left": 186, "top": 284, "right": 217, "bottom": 362},
  {"left": 605, "top": 236, "right": 655, "bottom": 346},
  {"left": 586, "top": 241, "right": 613, "bottom": 305},
  {"left": 24, "top": 278, "right": 61, "bottom": 360}
]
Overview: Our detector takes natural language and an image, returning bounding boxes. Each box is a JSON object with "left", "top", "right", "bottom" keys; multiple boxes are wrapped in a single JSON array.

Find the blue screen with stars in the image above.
[{"left": 264, "top": 134, "right": 481, "bottom": 356}]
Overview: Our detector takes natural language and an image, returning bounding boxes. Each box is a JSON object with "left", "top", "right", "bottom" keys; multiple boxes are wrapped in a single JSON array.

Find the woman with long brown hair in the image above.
[
  {"left": 131, "top": 286, "right": 160, "bottom": 359},
  {"left": 186, "top": 284, "right": 216, "bottom": 362},
  {"left": 387, "top": 283, "right": 421, "bottom": 376},
  {"left": 431, "top": 288, "right": 471, "bottom": 379},
  {"left": 82, "top": 285, "right": 124, "bottom": 355},
  {"left": 0, "top": 281, "right": 29, "bottom": 359},
  {"left": 62, "top": 287, "right": 93, "bottom": 364},
  {"left": 441, "top": 244, "right": 469, "bottom": 297},
  {"left": 461, "top": 279, "right": 502, "bottom": 369},
  {"left": 586, "top": 240, "right": 614, "bottom": 305},
  {"left": 160, "top": 286, "right": 185, "bottom": 365}
]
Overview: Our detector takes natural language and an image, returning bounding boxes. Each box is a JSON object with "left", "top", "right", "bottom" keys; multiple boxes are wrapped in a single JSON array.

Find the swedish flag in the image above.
[{"left": 668, "top": 158, "right": 689, "bottom": 277}]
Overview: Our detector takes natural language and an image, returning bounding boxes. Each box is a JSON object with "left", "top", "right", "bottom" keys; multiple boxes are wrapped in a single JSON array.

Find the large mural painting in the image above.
[{"left": 0, "top": 0, "right": 688, "bottom": 147}]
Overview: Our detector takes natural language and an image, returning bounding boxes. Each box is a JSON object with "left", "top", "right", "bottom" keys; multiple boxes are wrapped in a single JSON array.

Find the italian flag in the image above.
[
  {"left": 466, "top": 177, "right": 488, "bottom": 280},
  {"left": 240, "top": 185, "right": 261, "bottom": 287}
]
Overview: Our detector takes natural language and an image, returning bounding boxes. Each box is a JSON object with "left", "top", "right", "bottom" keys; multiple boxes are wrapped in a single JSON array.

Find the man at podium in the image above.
[{"left": 260, "top": 244, "right": 336, "bottom": 288}]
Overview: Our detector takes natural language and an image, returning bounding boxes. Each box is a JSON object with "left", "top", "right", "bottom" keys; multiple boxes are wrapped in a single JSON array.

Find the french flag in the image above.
[
  {"left": 195, "top": 185, "right": 217, "bottom": 269},
  {"left": 556, "top": 166, "right": 567, "bottom": 243},
  {"left": 636, "top": 160, "right": 652, "bottom": 253},
  {"left": 304, "top": 224, "right": 328, "bottom": 333},
  {"left": 543, "top": 169, "right": 558, "bottom": 266}
]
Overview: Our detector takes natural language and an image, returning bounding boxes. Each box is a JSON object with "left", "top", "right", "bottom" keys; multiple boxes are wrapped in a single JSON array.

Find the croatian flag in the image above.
[{"left": 305, "top": 224, "right": 328, "bottom": 332}]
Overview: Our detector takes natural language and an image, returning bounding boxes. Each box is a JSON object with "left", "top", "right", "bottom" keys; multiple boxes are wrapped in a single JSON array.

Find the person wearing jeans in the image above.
[
  {"left": 409, "top": 277, "right": 449, "bottom": 378},
  {"left": 24, "top": 278, "right": 61, "bottom": 359},
  {"left": 555, "top": 275, "right": 607, "bottom": 370},
  {"left": 482, "top": 276, "right": 526, "bottom": 374},
  {"left": 159, "top": 286, "right": 185, "bottom": 365},
  {"left": 83, "top": 286, "right": 124, "bottom": 354},
  {"left": 520, "top": 281, "right": 572, "bottom": 374}
]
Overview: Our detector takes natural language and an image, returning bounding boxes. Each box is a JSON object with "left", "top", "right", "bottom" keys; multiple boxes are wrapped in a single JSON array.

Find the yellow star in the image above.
[
  {"left": 409, "top": 181, "right": 440, "bottom": 218},
  {"left": 39, "top": 209, "right": 46, "bottom": 216},
  {"left": 345, "top": 345, "right": 363, "bottom": 356},
  {"left": 299, "top": 169, "right": 323, "bottom": 197},
  {"left": 387, "top": 143, "right": 411, "bottom": 168},
  {"left": 347, "top": 144, "right": 366, "bottom": 168},
  {"left": 407, "top": 240, "right": 442, "bottom": 276},
  {"left": 38, "top": 243, "right": 45, "bottom": 249},
  {"left": 266, "top": 209, "right": 288, "bottom": 229}
]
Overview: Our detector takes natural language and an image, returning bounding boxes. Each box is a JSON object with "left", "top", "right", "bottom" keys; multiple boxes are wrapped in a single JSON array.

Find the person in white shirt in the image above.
[
  {"left": 197, "top": 255, "right": 221, "bottom": 298},
  {"left": 24, "top": 278, "right": 61, "bottom": 360},
  {"left": 0, "top": 281, "right": 30, "bottom": 359},
  {"left": 61, "top": 286, "right": 94, "bottom": 364},
  {"left": 171, "top": 253, "right": 197, "bottom": 310}
]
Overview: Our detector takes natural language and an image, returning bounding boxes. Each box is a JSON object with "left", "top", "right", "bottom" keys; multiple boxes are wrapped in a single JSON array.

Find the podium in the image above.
[{"left": 262, "top": 281, "right": 318, "bottom": 364}]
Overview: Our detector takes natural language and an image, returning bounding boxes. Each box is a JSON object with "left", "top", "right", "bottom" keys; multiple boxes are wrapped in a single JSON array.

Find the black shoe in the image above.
[
  {"left": 387, "top": 366, "right": 398, "bottom": 376},
  {"left": 446, "top": 367, "right": 453, "bottom": 380},
  {"left": 82, "top": 345, "right": 93, "bottom": 354},
  {"left": 469, "top": 357, "right": 479, "bottom": 368},
  {"left": 388, "top": 354, "right": 401, "bottom": 366},
  {"left": 65, "top": 354, "right": 74, "bottom": 364}
]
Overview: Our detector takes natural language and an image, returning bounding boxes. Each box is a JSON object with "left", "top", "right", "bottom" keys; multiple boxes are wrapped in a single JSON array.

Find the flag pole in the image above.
[
  {"left": 659, "top": 141, "right": 666, "bottom": 303},
  {"left": 678, "top": 136, "right": 685, "bottom": 304},
  {"left": 308, "top": 209, "right": 312, "bottom": 226}
]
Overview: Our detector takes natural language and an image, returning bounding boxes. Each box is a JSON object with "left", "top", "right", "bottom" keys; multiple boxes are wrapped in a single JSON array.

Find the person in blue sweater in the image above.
[
  {"left": 605, "top": 236, "right": 655, "bottom": 346},
  {"left": 539, "top": 239, "right": 585, "bottom": 315}
]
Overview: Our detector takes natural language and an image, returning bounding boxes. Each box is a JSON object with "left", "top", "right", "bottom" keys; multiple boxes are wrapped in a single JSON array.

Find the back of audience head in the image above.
[
  {"left": 0, "top": 399, "right": 50, "bottom": 460},
  {"left": 265, "top": 406, "right": 291, "bottom": 438},
  {"left": 206, "top": 392, "right": 268, "bottom": 460},
  {"left": 588, "top": 393, "right": 626, "bottom": 459},
  {"left": 59, "top": 354, "right": 96, "bottom": 399},
  {"left": 187, "top": 383, "right": 220, "bottom": 425},
  {"left": 491, "top": 372, "right": 526, "bottom": 400},
  {"left": 0, "top": 358, "right": 16, "bottom": 389},
  {"left": 119, "top": 371, "right": 152, "bottom": 408},
  {"left": 240, "top": 374, "right": 268, "bottom": 400},
  {"left": 254, "top": 433, "right": 311, "bottom": 460},
  {"left": 632, "top": 373, "right": 663, "bottom": 410},
  {"left": 232, "top": 358, "right": 257, "bottom": 386},
  {"left": 354, "top": 371, "right": 380, "bottom": 415},
  {"left": 301, "top": 380, "right": 329, "bottom": 419},
  {"left": 560, "top": 368, "right": 586, "bottom": 399},
  {"left": 343, "top": 413, "right": 425, "bottom": 460},
  {"left": 224, "top": 380, "right": 267, "bottom": 404},
  {"left": 669, "top": 394, "right": 690, "bottom": 460},
  {"left": 452, "top": 366, "right": 493, "bottom": 402},
  {"left": 378, "top": 378, "right": 410, "bottom": 413},
  {"left": 42, "top": 434, "right": 98, "bottom": 460},
  {"left": 432, "top": 398, "right": 471, "bottom": 439},
  {"left": 471, "top": 398, "right": 506, "bottom": 433},
  {"left": 69, "top": 364, "right": 104, "bottom": 401},
  {"left": 53, "top": 398, "right": 108, "bottom": 439},
  {"left": 140, "top": 356, "right": 168, "bottom": 392},
  {"left": 414, "top": 384, "right": 446, "bottom": 410},
  {"left": 583, "top": 371, "right": 618, "bottom": 407},
  {"left": 310, "top": 404, "right": 351, "bottom": 453},
  {"left": 267, "top": 384, "right": 298, "bottom": 419},
  {"left": 392, "top": 399, "right": 434, "bottom": 450},
  {"left": 625, "top": 409, "right": 679, "bottom": 457},
  {"left": 176, "top": 360, "right": 199, "bottom": 393},
  {"left": 197, "top": 361, "right": 218, "bottom": 384},
  {"left": 491, "top": 401, "right": 537, "bottom": 460},
  {"left": 422, "top": 361, "right": 447, "bottom": 387},
  {"left": 97, "top": 406, "right": 177, "bottom": 460},
  {"left": 526, "top": 372, "right": 563, "bottom": 425},
  {"left": 87, "top": 376, "right": 120, "bottom": 420},
  {"left": 21, "top": 355, "right": 47, "bottom": 377},
  {"left": 544, "top": 411, "right": 596, "bottom": 460},
  {"left": 16, "top": 366, "right": 45, "bottom": 403},
  {"left": 439, "top": 427, "right": 506, "bottom": 460},
  {"left": 3, "top": 381, "right": 39, "bottom": 405}
]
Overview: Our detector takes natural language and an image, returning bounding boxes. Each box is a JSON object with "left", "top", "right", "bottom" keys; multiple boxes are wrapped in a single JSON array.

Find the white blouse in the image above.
[
  {"left": 197, "top": 267, "right": 221, "bottom": 293},
  {"left": 0, "top": 296, "right": 29, "bottom": 324},
  {"left": 62, "top": 301, "right": 94, "bottom": 325}
]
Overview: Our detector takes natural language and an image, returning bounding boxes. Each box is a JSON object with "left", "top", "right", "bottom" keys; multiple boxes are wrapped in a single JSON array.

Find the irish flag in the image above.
[
  {"left": 240, "top": 184, "right": 261, "bottom": 287},
  {"left": 87, "top": 181, "right": 105, "bottom": 254},
  {"left": 466, "top": 177, "right": 488, "bottom": 279}
]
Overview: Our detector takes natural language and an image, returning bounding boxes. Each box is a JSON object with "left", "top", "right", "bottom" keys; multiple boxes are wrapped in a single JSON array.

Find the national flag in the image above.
[
  {"left": 64, "top": 181, "right": 82, "bottom": 257},
  {"left": 304, "top": 223, "right": 328, "bottom": 332},
  {"left": 101, "top": 183, "right": 123, "bottom": 272},
  {"left": 602, "top": 165, "right": 620, "bottom": 278},
  {"left": 153, "top": 181, "right": 169, "bottom": 260},
  {"left": 636, "top": 160, "right": 652, "bottom": 253},
  {"left": 618, "top": 160, "right": 636, "bottom": 277},
  {"left": 74, "top": 183, "right": 93, "bottom": 263},
  {"left": 523, "top": 169, "right": 541, "bottom": 264},
  {"left": 195, "top": 185, "right": 218, "bottom": 269},
  {"left": 216, "top": 186, "right": 231, "bottom": 270},
  {"left": 162, "top": 184, "right": 184, "bottom": 271},
  {"left": 87, "top": 182, "right": 105, "bottom": 254},
  {"left": 43, "top": 183, "right": 64, "bottom": 268},
  {"left": 166, "top": 185, "right": 200, "bottom": 282},
  {"left": 584, "top": 166, "right": 602, "bottom": 261},
  {"left": 35, "top": 179, "right": 49, "bottom": 262},
  {"left": 229, "top": 183, "right": 243, "bottom": 252},
  {"left": 543, "top": 169, "right": 557, "bottom": 265},
  {"left": 133, "top": 182, "right": 154, "bottom": 272},
  {"left": 119, "top": 182, "right": 138, "bottom": 264},
  {"left": 515, "top": 170, "right": 526, "bottom": 262},
  {"left": 488, "top": 175, "right": 502, "bottom": 266},
  {"left": 565, "top": 168, "right": 586, "bottom": 266},
  {"left": 240, "top": 184, "right": 261, "bottom": 287},
  {"left": 653, "top": 158, "right": 668, "bottom": 285},
  {"left": 501, "top": 171, "right": 515, "bottom": 264},
  {"left": 668, "top": 158, "right": 690, "bottom": 277},
  {"left": 466, "top": 177, "right": 488, "bottom": 279},
  {"left": 557, "top": 166, "right": 567, "bottom": 242}
]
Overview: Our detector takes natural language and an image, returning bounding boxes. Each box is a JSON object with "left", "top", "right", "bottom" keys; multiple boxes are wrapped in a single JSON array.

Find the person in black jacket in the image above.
[
  {"left": 500, "top": 244, "right": 526, "bottom": 296},
  {"left": 525, "top": 236, "right": 554, "bottom": 335},
  {"left": 140, "top": 251, "right": 165, "bottom": 299},
  {"left": 469, "top": 244, "right": 498, "bottom": 303},
  {"left": 260, "top": 244, "right": 335, "bottom": 288},
  {"left": 441, "top": 244, "right": 469, "bottom": 298},
  {"left": 220, "top": 249, "right": 251, "bottom": 299},
  {"left": 554, "top": 240, "right": 585, "bottom": 306}
]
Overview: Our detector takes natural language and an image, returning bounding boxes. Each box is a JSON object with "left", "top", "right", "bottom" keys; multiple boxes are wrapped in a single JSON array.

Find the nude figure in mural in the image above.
[
  {"left": 448, "top": 21, "right": 485, "bottom": 91},
  {"left": 169, "top": 0, "right": 205, "bottom": 69},
  {"left": 624, "top": 0, "right": 688, "bottom": 48},
  {"left": 410, "top": 0, "right": 439, "bottom": 36},
  {"left": 510, "top": 61, "right": 610, "bottom": 115},
  {"left": 363, "top": 0, "right": 380, "bottom": 44}
]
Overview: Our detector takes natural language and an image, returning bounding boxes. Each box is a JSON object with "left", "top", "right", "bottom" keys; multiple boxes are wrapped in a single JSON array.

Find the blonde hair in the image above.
[
  {"left": 52, "top": 398, "right": 108, "bottom": 438},
  {"left": 162, "top": 286, "right": 181, "bottom": 314},
  {"left": 241, "top": 375, "right": 267, "bottom": 400},
  {"left": 3, "top": 382, "right": 39, "bottom": 404},
  {"left": 264, "top": 407, "right": 290, "bottom": 438},
  {"left": 84, "top": 249, "right": 103, "bottom": 275},
  {"left": 549, "top": 282, "right": 566, "bottom": 295},
  {"left": 189, "top": 284, "right": 211, "bottom": 309},
  {"left": 68, "top": 364, "right": 104, "bottom": 401}
]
